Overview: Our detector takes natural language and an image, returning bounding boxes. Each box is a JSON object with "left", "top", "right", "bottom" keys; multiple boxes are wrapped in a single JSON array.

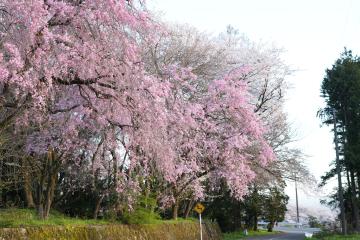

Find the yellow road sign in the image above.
[{"left": 193, "top": 203, "right": 205, "bottom": 214}]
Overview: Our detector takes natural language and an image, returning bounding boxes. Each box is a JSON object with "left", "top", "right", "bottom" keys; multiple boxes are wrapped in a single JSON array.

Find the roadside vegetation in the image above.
[
  {"left": 313, "top": 233, "right": 360, "bottom": 240},
  {"left": 0, "top": 208, "right": 197, "bottom": 228},
  {"left": 0, "top": 209, "right": 108, "bottom": 228}
]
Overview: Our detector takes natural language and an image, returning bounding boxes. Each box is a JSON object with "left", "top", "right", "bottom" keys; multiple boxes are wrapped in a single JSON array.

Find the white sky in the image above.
[{"left": 148, "top": 0, "right": 360, "bottom": 218}]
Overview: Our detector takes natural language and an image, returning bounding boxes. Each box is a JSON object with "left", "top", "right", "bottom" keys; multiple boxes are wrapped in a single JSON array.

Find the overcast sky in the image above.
[{"left": 148, "top": 0, "right": 360, "bottom": 217}]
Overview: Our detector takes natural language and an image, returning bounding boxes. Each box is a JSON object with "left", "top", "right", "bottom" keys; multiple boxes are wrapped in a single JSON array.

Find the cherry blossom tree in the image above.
[
  {"left": 143, "top": 26, "right": 276, "bottom": 217},
  {"left": 0, "top": 0, "right": 164, "bottom": 219},
  {"left": 0, "top": 1, "right": 275, "bottom": 221},
  {"left": 143, "top": 23, "right": 314, "bottom": 218}
]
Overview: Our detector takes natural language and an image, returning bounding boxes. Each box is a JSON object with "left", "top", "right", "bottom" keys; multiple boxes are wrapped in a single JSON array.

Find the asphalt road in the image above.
[
  {"left": 243, "top": 226, "right": 321, "bottom": 240},
  {"left": 246, "top": 232, "right": 305, "bottom": 240}
]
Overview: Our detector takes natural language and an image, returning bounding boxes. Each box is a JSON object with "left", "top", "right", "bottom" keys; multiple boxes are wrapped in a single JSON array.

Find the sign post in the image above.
[
  {"left": 193, "top": 203, "right": 205, "bottom": 240},
  {"left": 199, "top": 212, "right": 203, "bottom": 240}
]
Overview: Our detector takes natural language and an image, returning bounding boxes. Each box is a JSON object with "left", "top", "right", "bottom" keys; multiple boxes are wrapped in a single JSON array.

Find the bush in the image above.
[
  {"left": 121, "top": 207, "right": 161, "bottom": 224},
  {"left": 312, "top": 230, "right": 340, "bottom": 239}
]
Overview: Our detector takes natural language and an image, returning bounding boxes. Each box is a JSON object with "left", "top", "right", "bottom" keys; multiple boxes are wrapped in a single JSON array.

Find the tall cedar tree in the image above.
[{"left": 319, "top": 49, "right": 360, "bottom": 232}]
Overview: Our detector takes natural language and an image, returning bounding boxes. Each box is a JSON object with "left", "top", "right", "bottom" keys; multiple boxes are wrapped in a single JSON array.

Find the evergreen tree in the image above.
[{"left": 319, "top": 49, "right": 360, "bottom": 232}]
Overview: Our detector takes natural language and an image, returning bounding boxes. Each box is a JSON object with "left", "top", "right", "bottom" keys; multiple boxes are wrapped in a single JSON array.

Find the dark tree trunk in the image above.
[
  {"left": 34, "top": 150, "right": 60, "bottom": 220},
  {"left": 237, "top": 204, "right": 242, "bottom": 230},
  {"left": 267, "top": 221, "right": 274, "bottom": 232},
  {"left": 173, "top": 198, "right": 179, "bottom": 220},
  {"left": 357, "top": 172, "right": 360, "bottom": 194},
  {"left": 253, "top": 213, "right": 258, "bottom": 231},
  {"left": 24, "top": 172, "right": 35, "bottom": 208},
  {"left": 44, "top": 173, "right": 57, "bottom": 219},
  {"left": 184, "top": 199, "right": 194, "bottom": 219},
  {"left": 344, "top": 170, "right": 354, "bottom": 232},
  {"left": 36, "top": 174, "right": 57, "bottom": 220},
  {"left": 350, "top": 170, "right": 360, "bottom": 231},
  {"left": 37, "top": 204, "right": 44, "bottom": 219},
  {"left": 22, "top": 157, "right": 35, "bottom": 208},
  {"left": 93, "top": 195, "right": 104, "bottom": 219},
  {"left": 36, "top": 172, "right": 45, "bottom": 219}
]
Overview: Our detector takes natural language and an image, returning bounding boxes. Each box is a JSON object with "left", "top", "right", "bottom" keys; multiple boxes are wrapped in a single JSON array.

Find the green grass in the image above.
[
  {"left": 223, "top": 229, "right": 280, "bottom": 240},
  {"left": 161, "top": 217, "right": 197, "bottom": 224},
  {"left": 0, "top": 208, "right": 199, "bottom": 228},
  {"left": 0, "top": 208, "right": 110, "bottom": 228},
  {"left": 313, "top": 234, "right": 360, "bottom": 240}
]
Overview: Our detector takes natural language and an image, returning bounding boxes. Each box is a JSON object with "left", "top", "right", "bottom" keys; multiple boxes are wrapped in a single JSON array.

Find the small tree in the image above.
[
  {"left": 263, "top": 187, "right": 288, "bottom": 232},
  {"left": 307, "top": 215, "right": 322, "bottom": 228}
]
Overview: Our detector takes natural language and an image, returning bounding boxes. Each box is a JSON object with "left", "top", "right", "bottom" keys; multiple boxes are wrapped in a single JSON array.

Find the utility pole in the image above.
[
  {"left": 333, "top": 110, "right": 347, "bottom": 235},
  {"left": 295, "top": 175, "right": 300, "bottom": 227}
]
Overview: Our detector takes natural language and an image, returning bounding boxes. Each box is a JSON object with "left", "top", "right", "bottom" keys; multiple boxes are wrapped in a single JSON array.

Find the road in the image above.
[
  {"left": 244, "top": 226, "right": 321, "bottom": 240},
  {"left": 246, "top": 232, "right": 305, "bottom": 240}
]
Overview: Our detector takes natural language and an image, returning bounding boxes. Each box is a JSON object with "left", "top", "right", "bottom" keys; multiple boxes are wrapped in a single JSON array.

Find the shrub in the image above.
[{"left": 121, "top": 207, "right": 161, "bottom": 224}]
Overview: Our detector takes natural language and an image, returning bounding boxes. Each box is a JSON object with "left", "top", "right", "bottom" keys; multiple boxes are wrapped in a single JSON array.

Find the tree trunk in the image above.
[
  {"left": 111, "top": 150, "right": 117, "bottom": 188},
  {"left": 173, "top": 198, "right": 179, "bottom": 220},
  {"left": 35, "top": 150, "right": 60, "bottom": 220},
  {"left": 37, "top": 204, "right": 45, "bottom": 219},
  {"left": 24, "top": 172, "right": 35, "bottom": 208},
  {"left": 43, "top": 173, "right": 57, "bottom": 220},
  {"left": 357, "top": 172, "right": 360, "bottom": 197},
  {"left": 184, "top": 199, "right": 194, "bottom": 219},
  {"left": 253, "top": 212, "right": 258, "bottom": 231},
  {"left": 350, "top": 170, "right": 360, "bottom": 231},
  {"left": 267, "top": 221, "right": 274, "bottom": 232},
  {"left": 36, "top": 173, "right": 45, "bottom": 219},
  {"left": 237, "top": 204, "right": 242, "bottom": 230},
  {"left": 93, "top": 195, "right": 104, "bottom": 219},
  {"left": 347, "top": 171, "right": 351, "bottom": 189},
  {"left": 245, "top": 215, "right": 251, "bottom": 230},
  {"left": 346, "top": 170, "right": 353, "bottom": 229}
]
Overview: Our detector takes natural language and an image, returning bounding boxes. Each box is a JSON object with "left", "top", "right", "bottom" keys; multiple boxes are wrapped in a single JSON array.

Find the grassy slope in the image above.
[
  {"left": 0, "top": 209, "right": 109, "bottom": 227},
  {"left": 223, "top": 229, "right": 279, "bottom": 240},
  {"left": 0, "top": 213, "right": 221, "bottom": 240},
  {"left": 313, "top": 234, "right": 360, "bottom": 240},
  {"left": 0, "top": 208, "right": 197, "bottom": 228}
]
